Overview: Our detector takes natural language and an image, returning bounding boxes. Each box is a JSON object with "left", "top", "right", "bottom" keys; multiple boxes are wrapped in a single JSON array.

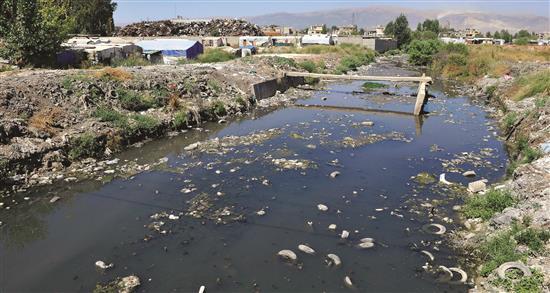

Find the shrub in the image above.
[
  {"left": 196, "top": 48, "right": 236, "bottom": 63},
  {"left": 478, "top": 229, "right": 523, "bottom": 276},
  {"left": 68, "top": 133, "right": 104, "bottom": 160},
  {"left": 126, "top": 114, "right": 160, "bottom": 137},
  {"left": 210, "top": 101, "right": 227, "bottom": 117},
  {"left": 173, "top": 110, "right": 188, "bottom": 129},
  {"left": 407, "top": 39, "right": 443, "bottom": 66},
  {"left": 515, "top": 228, "right": 550, "bottom": 253},
  {"left": 515, "top": 136, "right": 542, "bottom": 164},
  {"left": 463, "top": 189, "right": 517, "bottom": 220},
  {"left": 116, "top": 89, "right": 155, "bottom": 111},
  {"left": 503, "top": 112, "right": 518, "bottom": 130},
  {"left": 93, "top": 107, "right": 128, "bottom": 128},
  {"left": 270, "top": 56, "right": 297, "bottom": 68},
  {"left": 207, "top": 79, "right": 222, "bottom": 93},
  {"left": 298, "top": 60, "right": 318, "bottom": 73}
]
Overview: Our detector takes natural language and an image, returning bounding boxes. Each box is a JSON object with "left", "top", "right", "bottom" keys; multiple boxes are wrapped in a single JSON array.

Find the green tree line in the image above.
[{"left": 0, "top": 0, "right": 116, "bottom": 66}]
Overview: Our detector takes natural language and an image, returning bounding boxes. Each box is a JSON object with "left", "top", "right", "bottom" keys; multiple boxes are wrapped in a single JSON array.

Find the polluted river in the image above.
[{"left": 0, "top": 61, "right": 508, "bottom": 292}]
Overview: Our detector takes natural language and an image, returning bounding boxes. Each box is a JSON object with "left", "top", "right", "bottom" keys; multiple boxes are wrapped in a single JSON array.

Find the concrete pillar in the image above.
[{"left": 414, "top": 80, "right": 427, "bottom": 116}]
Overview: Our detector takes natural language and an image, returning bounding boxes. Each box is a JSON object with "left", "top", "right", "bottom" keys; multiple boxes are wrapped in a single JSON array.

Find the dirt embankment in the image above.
[
  {"left": 0, "top": 57, "right": 312, "bottom": 196},
  {"left": 451, "top": 61, "right": 549, "bottom": 291}
]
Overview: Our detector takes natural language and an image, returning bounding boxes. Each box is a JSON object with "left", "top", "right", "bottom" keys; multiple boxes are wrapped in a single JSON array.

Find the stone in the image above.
[{"left": 468, "top": 180, "right": 487, "bottom": 193}]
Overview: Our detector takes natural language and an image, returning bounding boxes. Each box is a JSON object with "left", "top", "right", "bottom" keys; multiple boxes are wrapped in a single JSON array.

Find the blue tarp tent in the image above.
[{"left": 136, "top": 39, "right": 204, "bottom": 64}]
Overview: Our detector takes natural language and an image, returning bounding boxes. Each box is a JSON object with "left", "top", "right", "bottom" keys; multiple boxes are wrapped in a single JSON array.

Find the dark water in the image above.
[{"left": 0, "top": 64, "right": 507, "bottom": 292}]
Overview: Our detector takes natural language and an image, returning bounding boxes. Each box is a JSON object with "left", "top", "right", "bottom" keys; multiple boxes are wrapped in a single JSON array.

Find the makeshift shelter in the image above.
[
  {"left": 136, "top": 39, "right": 204, "bottom": 64},
  {"left": 271, "top": 36, "right": 300, "bottom": 47},
  {"left": 301, "top": 34, "right": 335, "bottom": 46},
  {"left": 239, "top": 36, "right": 271, "bottom": 47}
]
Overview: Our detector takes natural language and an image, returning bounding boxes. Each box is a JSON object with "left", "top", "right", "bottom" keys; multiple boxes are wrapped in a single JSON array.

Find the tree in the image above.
[
  {"left": 514, "top": 29, "right": 531, "bottom": 39},
  {"left": 493, "top": 31, "right": 501, "bottom": 39},
  {"left": 392, "top": 14, "right": 412, "bottom": 48},
  {"left": 500, "top": 30, "right": 513, "bottom": 43},
  {"left": 0, "top": 0, "right": 72, "bottom": 66},
  {"left": 421, "top": 19, "right": 440, "bottom": 34},
  {"left": 68, "top": 0, "right": 117, "bottom": 35},
  {"left": 407, "top": 39, "right": 443, "bottom": 65},
  {"left": 485, "top": 32, "right": 492, "bottom": 38}
]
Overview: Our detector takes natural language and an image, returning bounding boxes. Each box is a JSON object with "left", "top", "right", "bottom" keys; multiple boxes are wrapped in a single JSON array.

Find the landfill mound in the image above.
[{"left": 117, "top": 19, "right": 264, "bottom": 37}]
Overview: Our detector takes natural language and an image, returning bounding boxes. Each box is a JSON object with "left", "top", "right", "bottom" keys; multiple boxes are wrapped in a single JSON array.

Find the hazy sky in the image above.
[{"left": 113, "top": 0, "right": 550, "bottom": 24}]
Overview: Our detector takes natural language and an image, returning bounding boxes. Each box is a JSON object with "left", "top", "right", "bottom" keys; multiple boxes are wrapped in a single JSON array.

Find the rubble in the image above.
[
  {"left": 467, "top": 180, "right": 487, "bottom": 193},
  {"left": 117, "top": 19, "right": 263, "bottom": 37}
]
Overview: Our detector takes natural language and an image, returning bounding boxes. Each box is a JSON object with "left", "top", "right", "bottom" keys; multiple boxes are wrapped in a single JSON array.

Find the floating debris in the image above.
[
  {"left": 422, "top": 223, "right": 447, "bottom": 235},
  {"left": 439, "top": 173, "right": 453, "bottom": 185},
  {"left": 95, "top": 260, "right": 114, "bottom": 270},
  {"left": 326, "top": 254, "right": 342, "bottom": 267},
  {"left": 277, "top": 249, "right": 297, "bottom": 261},
  {"left": 317, "top": 204, "right": 329, "bottom": 212},
  {"left": 420, "top": 250, "right": 435, "bottom": 262},
  {"left": 448, "top": 267, "right": 468, "bottom": 284},
  {"left": 358, "top": 242, "right": 374, "bottom": 249},
  {"left": 49, "top": 196, "right": 61, "bottom": 203},
  {"left": 298, "top": 244, "right": 316, "bottom": 255},
  {"left": 256, "top": 210, "right": 266, "bottom": 216},
  {"left": 344, "top": 276, "right": 354, "bottom": 288},
  {"left": 435, "top": 265, "right": 453, "bottom": 282},
  {"left": 118, "top": 275, "right": 140, "bottom": 293},
  {"left": 414, "top": 172, "right": 436, "bottom": 185},
  {"left": 341, "top": 230, "right": 350, "bottom": 239},
  {"left": 328, "top": 224, "right": 337, "bottom": 230},
  {"left": 199, "top": 285, "right": 206, "bottom": 293},
  {"left": 462, "top": 170, "right": 476, "bottom": 177},
  {"left": 361, "top": 121, "right": 374, "bottom": 126},
  {"left": 330, "top": 171, "right": 341, "bottom": 178}
]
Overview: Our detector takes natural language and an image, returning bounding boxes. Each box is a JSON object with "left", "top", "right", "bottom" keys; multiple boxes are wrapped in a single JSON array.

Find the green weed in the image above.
[
  {"left": 463, "top": 189, "right": 517, "bottom": 220},
  {"left": 362, "top": 82, "right": 387, "bottom": 91},
  {"left": 196, "top": 48, "right": 236, "bottom": 63},
  {"left": 68, "top": 133, "right": 104, "bottom": 160},
  {"left": 117, "top": 89, "right": 156, "bottom": 111},
  {"left": 173, "top": 110, "right": 189, "bottom": 129}
]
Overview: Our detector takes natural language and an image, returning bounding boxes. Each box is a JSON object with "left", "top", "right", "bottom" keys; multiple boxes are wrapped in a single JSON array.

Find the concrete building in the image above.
[
  {"left": 364, "top": 26, "right": 386, "bottom": 38},
  {"left": 336, "top": 25, "right": 358, "bottom": 36},
  {"left": 308, "top": 25, "right": 326, "bottom": 35},
  {"left": 262, "top": 26, "right": 294, "bottom": 36},
  {"left": 458, "top": 28, "right": 480, "bottom": 39}
]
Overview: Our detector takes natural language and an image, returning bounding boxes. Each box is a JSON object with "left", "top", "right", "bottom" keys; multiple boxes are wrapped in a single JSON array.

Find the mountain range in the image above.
[{"left": 247, "top": 6, "right": 549, "bottom": 33}]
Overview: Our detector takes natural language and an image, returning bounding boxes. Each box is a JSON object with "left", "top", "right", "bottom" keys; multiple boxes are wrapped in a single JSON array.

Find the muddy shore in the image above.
[{"left": 447, "top": 61, "right": 550, "bottom": 291}]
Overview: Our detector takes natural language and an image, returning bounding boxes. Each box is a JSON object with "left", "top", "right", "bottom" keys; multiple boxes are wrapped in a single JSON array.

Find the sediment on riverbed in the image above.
[
  {"left": 0, "top": 57, "right": 315, "bottom": 195},
  {"left": 449, "top": 61, "right": 549, "bottom": 291}
]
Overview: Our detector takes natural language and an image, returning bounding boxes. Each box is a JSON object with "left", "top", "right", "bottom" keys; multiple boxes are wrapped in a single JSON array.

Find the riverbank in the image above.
[
  {"left": 0, "top": 57, "right": 320, "bottom": 197},
  {"left": 447, "top": 57, "right": 549, "bottom": 292}
]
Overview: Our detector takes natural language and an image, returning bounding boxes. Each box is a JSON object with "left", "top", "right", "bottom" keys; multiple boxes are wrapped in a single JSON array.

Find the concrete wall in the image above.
[
  {"left": 251, "top": 76, "right": 305, "bottom": 100},
  {"left": 338, "top": 36, "right": 397, "bottom": 53}
]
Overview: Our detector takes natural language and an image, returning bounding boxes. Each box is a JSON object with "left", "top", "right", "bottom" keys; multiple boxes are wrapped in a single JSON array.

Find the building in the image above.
[
  {"left": 336, "top": 25, "right": 358, "bottom": 36},
  {"left": 308, "top": 25, "right": 326, "bottom": 35},
  {"left": 136, "top": 39, "right": 204, "bottom": 64},
  {"left": 364, "top": 25, "right": 386, "bottom": 38},
  {"left": 458, "top": 28, "right": 480, "bottom": 39},
  {"left": 201, "top": 37, "right": 226, "bottom": 47},
  {"left": 262, "top": 25, "right": 294, "bottom": 36},
  {"left": 61, "top": 37, "right": 143, "bottom": 65}
]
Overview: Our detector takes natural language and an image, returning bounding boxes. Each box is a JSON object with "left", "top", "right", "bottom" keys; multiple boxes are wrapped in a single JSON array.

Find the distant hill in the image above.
[{"left": 247, "top": 6, "right": 549, "bottom": 33}]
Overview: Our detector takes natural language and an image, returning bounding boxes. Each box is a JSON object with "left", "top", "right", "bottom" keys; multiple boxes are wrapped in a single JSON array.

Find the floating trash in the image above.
[
  {"left": 317, "top": 204, "right": 328, "bottom": 212},
  {"left": 341, "top": 230, "right": 350, "bottom": 239},
  {"left": 439, "top": 173, "right": 453, "bottom": 185},
  {"left": 330, "top": 171, "right": 341, "bottom": 178},
  {"left": 422, "top": 223, "right": 446, "bottom": 235},
  {"left": 462, "top": 170, "right": 476, "bottom": 177},
  {"left": 420, "top": 250, "right": 435, "bottom": 262},
  {"left": 326, "top": 254, "right": 342, "bottom": 267},
  {"left": 298, "top": 244, "right": 315, "bottom": 255},
  {"left": 95, "top": 260, "right": 114, "bottom": 270},
  {"left": 344, "top": 276, "right": 353, "bottom": 288},
  {"left": 449, "top": 267, "right": 468, "bottom": 284},
  {"left": 277, "top": 250, "right": 297, "bottom": 261},
  {"left": 328, "top": 224, "right": 337, "bottom": 230}
]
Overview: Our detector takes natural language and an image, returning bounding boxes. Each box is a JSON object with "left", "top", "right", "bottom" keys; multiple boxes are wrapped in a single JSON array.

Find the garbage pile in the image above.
[{"left": 117, "top": 19, "right": 264, "bottom": 37}]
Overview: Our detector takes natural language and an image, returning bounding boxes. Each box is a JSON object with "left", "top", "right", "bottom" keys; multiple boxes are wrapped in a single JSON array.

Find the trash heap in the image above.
[{"left": 117, "top": 19, "right": 264, "bottom": 37}]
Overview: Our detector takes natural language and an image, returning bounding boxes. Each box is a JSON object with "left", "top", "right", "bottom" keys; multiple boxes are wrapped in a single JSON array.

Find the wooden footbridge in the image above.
[{"left": 285, "top": 72, "right": 433, "bottom": 115}]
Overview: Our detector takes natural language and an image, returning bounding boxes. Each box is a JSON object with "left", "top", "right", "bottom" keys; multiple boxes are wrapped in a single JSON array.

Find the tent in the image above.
[
  {"left": 136, "top": 39, "right": 204, "bottom": 64},
  {"left": 301, "top": 34, "right": 335, "bottom": 46}
]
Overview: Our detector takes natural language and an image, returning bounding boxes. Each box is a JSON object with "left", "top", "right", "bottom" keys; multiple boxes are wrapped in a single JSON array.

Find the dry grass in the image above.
[
  {"left": 509, "top": 69, "right": 550, "bottom": 101},
  {"left": 29, "top": 107, "right": 64, "bottom": 135},
  {"left": 93, "top": 67, "right": 133, "bottom": 82},
  {"left": 433, "top": 45, "right": 550, "bottom": 81}
]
